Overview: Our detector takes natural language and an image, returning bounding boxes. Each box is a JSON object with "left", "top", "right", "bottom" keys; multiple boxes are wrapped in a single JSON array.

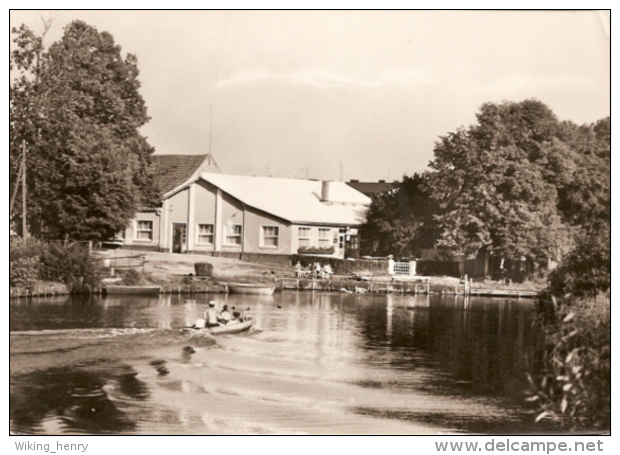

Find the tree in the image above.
[
  {"left": 360, "top": 174, "right": 437, "bottom": 258},
  {"left": 426, "top": 100, "right": 572, "bottom": 263},
  {"left": 360, "top": 100, "right": 609, "bottom": 274},
  {"left": 553, "top": 119, "right": 610, "bottom": 225},
  {"left": 547, "top": 221, "right": 610, "bottom": 298},
  {"left": 10, "top": 20, "right": 160, "bottom": 241}
]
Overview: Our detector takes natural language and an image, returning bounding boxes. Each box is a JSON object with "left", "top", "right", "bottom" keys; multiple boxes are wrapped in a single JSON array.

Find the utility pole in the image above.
[
  {"left": 10, "top": 159, "right": 24, "bottom": 215},
  {"left": 340, "top": 162, "right": 344, "bottom": 181},
  {"left": 21, "top": 140, "right": 28, "bottom": 238}
]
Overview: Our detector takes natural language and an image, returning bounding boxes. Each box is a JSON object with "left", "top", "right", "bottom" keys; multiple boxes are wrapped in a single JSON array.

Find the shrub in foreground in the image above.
[
  {"left": 527, "top": 295, "right": 610, "bottom": 431},
  {"left": 548, "top": 222, "right": 610, "bottom": 298}
]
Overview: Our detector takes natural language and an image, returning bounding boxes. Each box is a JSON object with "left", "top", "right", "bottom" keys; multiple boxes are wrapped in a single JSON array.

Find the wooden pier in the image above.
[{"left": 468, "top": 288, "right": 538, "bottom": 298}]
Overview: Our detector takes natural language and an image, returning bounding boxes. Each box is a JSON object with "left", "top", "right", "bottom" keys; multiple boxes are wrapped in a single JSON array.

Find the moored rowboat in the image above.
[
  {"left": 227, "top": 283, "right": 276, "bottom": 295},
  {"left": 104, "top": 285, "right": 161, "bottom": 295}
]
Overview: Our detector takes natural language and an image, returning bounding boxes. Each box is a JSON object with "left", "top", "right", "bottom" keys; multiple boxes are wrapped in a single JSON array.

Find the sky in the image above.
[{"left": 9, "top": 10, "right": 611, "bottom": 182}]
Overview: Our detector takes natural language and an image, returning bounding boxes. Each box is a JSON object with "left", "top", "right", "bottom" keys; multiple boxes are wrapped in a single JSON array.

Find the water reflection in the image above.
[
  {"left": 424, "top": 297, "right": 538, "bottom": 399},
  {"left": 10, "top": 365, "right": 148, "bottom": 434},
  {"left": 10, "top": 292, "right": 548, "bottom": 434}
]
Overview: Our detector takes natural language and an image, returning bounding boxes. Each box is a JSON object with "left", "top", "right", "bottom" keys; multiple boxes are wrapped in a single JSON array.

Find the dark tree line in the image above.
[
  {"left": 10, "top": 20, "right": 160, "bottom": 242},
  {"left": 361, "top": 100, "right": 609, "bottom": 283}
]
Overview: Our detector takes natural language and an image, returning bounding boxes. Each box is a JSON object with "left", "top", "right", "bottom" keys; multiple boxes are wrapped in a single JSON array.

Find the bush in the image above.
[
  {"left": 10, "top": 257, "right": 40, "bottom": 290},
  {"left": 119, "top": 269, "right": 144, "bottom": 286},
  {"left": 297, "top": 246, "right": 335, "bottom": 255},
  {"left": 39, "top": 242, "right": 102, "bottom": 293},
  {"left": 548, "top": 222, "right": 610, "bottom": 298},
  {"left": 10, "top": 237, "right": 48, "bottom": 262},
  {"left": 10, "top": 237, "right": 47, "bottom": 289},
  {"left": 527, "top": 295, "right": 610, "bottom": 431},
  {"left": 10, "top": 238, "right": 102, "bottom": 293},
  {"left": 194, "top": 262, "right": 214, "bottom": 277}
]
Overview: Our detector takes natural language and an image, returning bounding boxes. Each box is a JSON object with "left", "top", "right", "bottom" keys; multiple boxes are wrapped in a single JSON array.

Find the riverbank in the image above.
[
  {"left": 9, "top": 281, "right": 69, "bottom": 298},
  {"left": 100, "top": 249, "right": 545, "bottom": 295},
  {"left": 10, "top": 249, "right": 545, "bottom": 298}
]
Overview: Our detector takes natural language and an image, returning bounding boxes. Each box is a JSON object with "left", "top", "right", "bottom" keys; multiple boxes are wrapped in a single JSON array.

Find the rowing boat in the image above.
[
  {"left": 208, "top": 319, "right": 253, "bottom": 335},
  {"left": 185, "top": 319, "right": 253, "bottom": 335}
]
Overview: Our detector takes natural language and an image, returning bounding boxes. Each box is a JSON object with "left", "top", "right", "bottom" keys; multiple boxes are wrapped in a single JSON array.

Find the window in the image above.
[
  {"left": 225, "top": 224, "right": 242, "bottom": 246},
  {"left": 298, "top": 227, "right": 311, "bottom": 247},
  {"left": 261, "top": 226, "right": 279, "bottom": 247},
  {"left": 136, "top": 220, "right": 153, "bottom": 241},
  {"left": 318, "top": 228, "right": 331, "bottom": 248},
  {"left": 197, "top": 224, "right": 214, "bottom": 245}
]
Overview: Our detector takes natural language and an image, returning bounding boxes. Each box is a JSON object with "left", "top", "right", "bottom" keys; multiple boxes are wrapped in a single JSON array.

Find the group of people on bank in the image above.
[
  {"left": 294, "top": 261, "right": 333, "bottom": 279},
  {"left": 193, "top": 301, "right": 247, "bottom": 329}
]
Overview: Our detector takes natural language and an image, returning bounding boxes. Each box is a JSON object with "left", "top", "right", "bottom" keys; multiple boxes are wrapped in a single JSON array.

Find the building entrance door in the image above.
[
  {"left": 172, "top": 224, "right": 187, "bottom": 253},
  {"left": 336, "top": 228, "right": 347, "bottom": 258}
]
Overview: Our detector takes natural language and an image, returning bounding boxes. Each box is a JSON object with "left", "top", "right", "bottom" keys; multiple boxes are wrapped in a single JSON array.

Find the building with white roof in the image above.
[{"left": 123, "top": 168, "right": 372, "bottom": 261}]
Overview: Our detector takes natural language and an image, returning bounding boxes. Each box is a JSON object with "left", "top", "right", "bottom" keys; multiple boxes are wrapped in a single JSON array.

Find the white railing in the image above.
[{"left": 388, "top": 259, "right": 417, "bottom": 276}]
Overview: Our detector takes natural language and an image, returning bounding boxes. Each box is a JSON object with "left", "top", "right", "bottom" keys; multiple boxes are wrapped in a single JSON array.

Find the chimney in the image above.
[{"left": 320, "top": 180, "right": 331, "bottom": 202}]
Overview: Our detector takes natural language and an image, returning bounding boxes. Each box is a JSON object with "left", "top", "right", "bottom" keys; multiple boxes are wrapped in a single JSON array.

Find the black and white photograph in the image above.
[{"left": 9, "top": 8, "right": 610, "bottom": 441}]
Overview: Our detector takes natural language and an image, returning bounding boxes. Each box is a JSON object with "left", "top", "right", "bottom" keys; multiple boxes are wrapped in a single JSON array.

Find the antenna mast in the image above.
[{"left": 208, "top": 106, "right": 214, "bottom": 161}]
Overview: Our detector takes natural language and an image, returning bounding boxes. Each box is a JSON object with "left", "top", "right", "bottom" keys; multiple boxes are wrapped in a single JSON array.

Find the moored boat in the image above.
[
  {"left": 227, "top": 283, "right": 276, "bottom": 295},
  {"left": 104, "top": 285, "right": 161, "bottom": 295}
]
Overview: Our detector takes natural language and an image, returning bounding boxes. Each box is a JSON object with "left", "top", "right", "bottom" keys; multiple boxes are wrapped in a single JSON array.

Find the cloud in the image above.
[
  {"left": 483, "top": 73, "right": 599, "bottom": 96},
  {"left": 216, "top": 67, "right": 435, "bottom": 89}
]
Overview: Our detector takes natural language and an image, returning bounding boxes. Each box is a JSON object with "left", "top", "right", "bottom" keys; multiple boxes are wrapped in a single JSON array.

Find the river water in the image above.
[{"left": 9, "top": 291, "right": 554, "bottom": 435}]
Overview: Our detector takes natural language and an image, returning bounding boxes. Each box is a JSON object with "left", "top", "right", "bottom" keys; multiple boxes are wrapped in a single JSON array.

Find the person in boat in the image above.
[
  {"left": 228, "top": 311, "right": 242, "bottom": 325},
  {"left": 204, "top": 300, "right": 220, "bottom": 327},
  {"left": 240, "top": 307, "right": 250, "bottom": 322},
  {"left": 218, "top": 304, "right": 232, "bottom": 324}
]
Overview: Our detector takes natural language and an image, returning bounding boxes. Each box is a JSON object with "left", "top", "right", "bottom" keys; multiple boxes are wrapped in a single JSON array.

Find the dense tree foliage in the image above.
[
  {"left": 10, "top": 20, "right": 159, "bottom": 241},
  {"left": 547, "top": 221, "right": 610, "bottom": 298},
  {"left": 360, "top": 174, "right": 437, "bottom": 258},
  {"left": 554, "top": 118, "right": 610, "bottom": 225},
  {"left": 427, "top": 101, "right": 569, "bottom": 261},
  {"left": 360, "top": 100, "right": 609, "bottom": 273}
]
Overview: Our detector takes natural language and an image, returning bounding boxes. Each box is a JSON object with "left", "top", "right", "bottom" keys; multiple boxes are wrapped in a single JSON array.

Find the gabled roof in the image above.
[
  {"left": 152, "top": 154, "right": 221, "bottom": 194},
  {"left": 168, "top": 173, "right": 372, "bottom": 226}
]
